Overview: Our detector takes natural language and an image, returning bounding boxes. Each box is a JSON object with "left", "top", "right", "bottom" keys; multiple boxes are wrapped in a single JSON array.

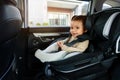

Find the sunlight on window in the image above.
[
  {"left": 28, "top": 0, "right": 48, "bottom": 27},
  {"left": 74, "top": 2, "right": 88, "bottom": 15},
  {"left": 102, "top": 3, "right": 112, "bottom": 10}
]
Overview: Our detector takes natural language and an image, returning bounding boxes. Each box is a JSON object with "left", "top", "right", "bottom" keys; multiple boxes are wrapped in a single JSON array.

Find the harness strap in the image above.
[{"left": 65, "top": 33, "right": 90, "bottom": 47}]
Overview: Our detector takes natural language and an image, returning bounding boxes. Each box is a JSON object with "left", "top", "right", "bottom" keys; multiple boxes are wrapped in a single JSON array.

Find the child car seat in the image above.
[{"left": 37, "top": 8, "right": 120, "bottom": 80}]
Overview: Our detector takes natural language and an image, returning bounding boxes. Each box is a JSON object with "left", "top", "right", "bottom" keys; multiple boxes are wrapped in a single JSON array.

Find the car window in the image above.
[
  {"left": 102, "top": 3, "right": 112, "bottom": 10},
  {"left": 103, "top": 0, "right": 120, "bottom": 10},
  {"left": 28, "top": 0, "right": 89, "bottom": 27}
]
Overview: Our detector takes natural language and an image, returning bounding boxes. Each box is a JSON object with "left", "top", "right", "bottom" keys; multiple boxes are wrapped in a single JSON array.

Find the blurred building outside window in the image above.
[{"left": 28, "top": 0, "right": 89, "bottom": 27}]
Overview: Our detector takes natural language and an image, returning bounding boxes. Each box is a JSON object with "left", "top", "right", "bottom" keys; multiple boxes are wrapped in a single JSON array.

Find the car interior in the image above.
[
  {"left": 0, "top": 0, "right": 120, "bottom": 80},
  {"left": 0, "top": 0, "right": 22, "bottom": 80}
]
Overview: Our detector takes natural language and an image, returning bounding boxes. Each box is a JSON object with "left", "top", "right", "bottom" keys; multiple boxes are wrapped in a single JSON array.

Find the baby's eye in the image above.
[
  {"left": 70, "top": 27, "right": 73, "bottom": 29},
  {"left": 76, "top": 27, "right": 79, "bottom": 29}
]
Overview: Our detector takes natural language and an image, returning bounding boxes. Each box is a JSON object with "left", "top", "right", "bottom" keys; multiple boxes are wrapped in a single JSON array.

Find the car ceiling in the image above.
[
  {"left": 114, "top": 0, "right": 120, "bottom": 3},
  {"left": 47, "top": 0, "right": 120, "bottom": 9},
  {"left": 105, "top": 0, "right": 120, "bottom": 7}
]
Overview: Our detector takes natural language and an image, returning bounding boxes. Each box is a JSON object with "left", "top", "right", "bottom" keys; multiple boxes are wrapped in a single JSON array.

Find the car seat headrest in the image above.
[
  {"left": 103, "top": 12, "right": 120, "bottom": 39},
  {"left": 85, "top": 15, "right": 93, "bottom": 31},
  {"left": 0, "top": 5, "right": 22, "bottom": 44},
  {"left": 93, "top": 11, "right": 120, "bottom": 40}
]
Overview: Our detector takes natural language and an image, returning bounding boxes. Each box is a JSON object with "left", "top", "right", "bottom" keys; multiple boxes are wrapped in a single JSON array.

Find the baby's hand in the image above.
[{"left": 57, "top": 41, "right": 64, "bottom": 48}]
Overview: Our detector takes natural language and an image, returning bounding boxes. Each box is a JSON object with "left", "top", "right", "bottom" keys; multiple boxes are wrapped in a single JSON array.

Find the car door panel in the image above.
[
  {"left": 28, "top": 27, "right": 70, "bottom": 50},
  {"left": 27, "top": 27, "right": 70, "bottom": 71}
]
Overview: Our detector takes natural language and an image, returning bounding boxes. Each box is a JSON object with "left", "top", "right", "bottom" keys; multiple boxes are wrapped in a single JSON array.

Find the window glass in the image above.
[
  {"left": 28, "top": 0, "right": 89, "bottom": 27},
  {"left": 103, "top": 0, "right": 120, "bottom": 10},
  {"left": 48, "top": 12, "right": 70, "bottom": 26},
  {"left": 102, "top": 3, "right": 112, "bottom": 10}
]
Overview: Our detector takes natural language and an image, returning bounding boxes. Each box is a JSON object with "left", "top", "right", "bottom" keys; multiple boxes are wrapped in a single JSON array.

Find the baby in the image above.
[{"left": 35, "top": 15, "right": 89, "bottom": 62}]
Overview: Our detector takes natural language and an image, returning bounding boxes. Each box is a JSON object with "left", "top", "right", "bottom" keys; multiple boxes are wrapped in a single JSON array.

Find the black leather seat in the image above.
[{"left": 0, "top": 0, "right": 22, "bottom": 80}]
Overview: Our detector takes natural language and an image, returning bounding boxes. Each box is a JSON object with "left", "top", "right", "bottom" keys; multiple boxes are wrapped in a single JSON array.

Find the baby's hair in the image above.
[{"left": 71, "top": 15, "right": 87, "bottom": 31}]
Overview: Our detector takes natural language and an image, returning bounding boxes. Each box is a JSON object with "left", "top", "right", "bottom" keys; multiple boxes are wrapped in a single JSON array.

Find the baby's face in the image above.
[{"left": 70, "top": 21, "right": 85, "bottom": 38}]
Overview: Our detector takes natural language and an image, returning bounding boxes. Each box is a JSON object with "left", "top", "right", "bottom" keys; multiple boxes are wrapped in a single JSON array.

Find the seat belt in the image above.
[{"left": 64, "top": 33, "right": 90, "bottom": 47}]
